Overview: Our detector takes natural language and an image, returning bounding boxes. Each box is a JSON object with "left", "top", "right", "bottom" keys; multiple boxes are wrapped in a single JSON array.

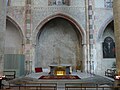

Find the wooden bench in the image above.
[
  {"left": 105, "top": 69, "right": 116, "bottom": 78},
  {"left": 3, "top": 71, "right": 16, "bottom": 80}
]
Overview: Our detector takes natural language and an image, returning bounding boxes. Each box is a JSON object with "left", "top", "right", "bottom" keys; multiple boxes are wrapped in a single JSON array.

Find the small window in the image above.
[{"left": 104, "top": 0, "right": 113, "bottom": 8}]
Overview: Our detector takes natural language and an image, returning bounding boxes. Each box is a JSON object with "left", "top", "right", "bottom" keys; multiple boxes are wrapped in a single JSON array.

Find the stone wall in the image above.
[
  {"left": 7, "top": 6, "right": 25, "bottom": 34},
  {"left": 31, "top": 6, "right": 85, "bottom": 33},
  {"left": 5, "top": 20, "right": 23, "bottom": 54},
  {"left": 5, "top": 0, "right": 115, "bottom": 75},
  {"left": 10, "top": 0, "right": 25, "bottom": 6},
  {"left": 0, "top": 0, "right": 6, "bottom": 75},
  {"left": 94, "top": 8, "right": 114, "bottom": 75},
  {"left": 35, "top": 18, "right": 82, "bottom": 69}
]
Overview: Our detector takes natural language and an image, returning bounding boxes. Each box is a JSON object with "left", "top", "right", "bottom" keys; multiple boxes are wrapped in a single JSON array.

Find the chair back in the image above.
[{"left": 35, "top": 67, "right": 43, "bottom": 73}]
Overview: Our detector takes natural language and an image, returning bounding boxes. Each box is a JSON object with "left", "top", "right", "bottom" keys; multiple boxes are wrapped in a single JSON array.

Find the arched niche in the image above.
[
  {"left": 102, "top": 21, "right": 115, "bottom": 69},
  {"left": 4, "top": 17, "right": 25, "bottom": 77},
  {"left": 5, "top": 18, "right": 24, "bottom": 54},
  {"left": 96, "top": 20, "right": 116, "bottom": 75},
  {"left": 35, "top": 17, "right": 83, "bottom": 71}
]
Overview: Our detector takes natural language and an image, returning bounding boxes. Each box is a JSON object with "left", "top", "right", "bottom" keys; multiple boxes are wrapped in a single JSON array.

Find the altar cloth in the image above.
[{"left": 39, "top": 75, "right": 80, "bottom": 79}]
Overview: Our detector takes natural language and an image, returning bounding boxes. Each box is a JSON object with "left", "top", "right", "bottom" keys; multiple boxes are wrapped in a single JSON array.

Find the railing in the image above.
[
  {"left": 65, "top": 82, "right": 120, "bottom": 90},
  {"left": 7, "top": 81, "right": 120, "bottom": 90},
  {"left": 65, "top": 86, "right": 120, "bottom": 90},
  {"left": 8, "top": 82, "right": 57, "bottom": 90}
]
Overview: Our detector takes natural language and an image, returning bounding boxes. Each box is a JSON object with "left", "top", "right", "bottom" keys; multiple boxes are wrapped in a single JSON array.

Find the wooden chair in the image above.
[
  {"left": 3, "top": 71, "right": 16, "bottom": 80},
  {"left": 105, "top": 69, "right": 116, "bottom": 78}
]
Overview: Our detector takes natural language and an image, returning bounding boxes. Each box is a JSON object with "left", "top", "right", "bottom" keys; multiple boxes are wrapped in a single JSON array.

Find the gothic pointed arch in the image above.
[
  {"left": 6, "top": 16, "right": 25, "bottom": 44},
  {"left": 97, "top": 16, "right": 114, "bottom": 42},
  {"left": 33, "top": 13, "right": 86, "bottom": 71},
  {"left": 32, "top": 13, "right": 86, "bottom": 45},
  {"left": 5, "top": 16, "right": 25, "bottom": 77}
]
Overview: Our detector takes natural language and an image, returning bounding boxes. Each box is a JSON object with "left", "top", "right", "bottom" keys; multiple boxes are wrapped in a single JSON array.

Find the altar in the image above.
[{"left": 49, "top": 64, "right": 71, "bottom": 76}]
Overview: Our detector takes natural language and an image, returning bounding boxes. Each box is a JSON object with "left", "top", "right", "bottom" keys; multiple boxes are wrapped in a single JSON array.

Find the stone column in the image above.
[
  {"left": 24, "top": 0, "right": 32, "bottom": 74},
  {"left": 82, "top": 44, "right": 87, "bottom": 72},
  {"left": 85, "top": 0, "right": 90, "bottom": 73},
  {"left": 113, "top": 0, "right": 120, "bottom": 75},
  {"left": 0, "top": 0, "right": 6, "bottom": 75}
]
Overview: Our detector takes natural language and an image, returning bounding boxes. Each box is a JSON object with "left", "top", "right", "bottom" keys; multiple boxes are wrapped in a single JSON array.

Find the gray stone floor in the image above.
[
  {"left": 3, "top": 72, "right": 115, "bottom": 90},
  {"left": 26, "top": 71, "right": 114, "bottom": 84}
]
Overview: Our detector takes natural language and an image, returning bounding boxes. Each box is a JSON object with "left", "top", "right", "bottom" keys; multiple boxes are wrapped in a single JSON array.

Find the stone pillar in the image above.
[
  {"left": 85, "top": 0, "right": 90, "bottom": 73},
  {"left": 82, "top": 44, "right": 87, "bottom": 72},
  {"left": 0, "top": 0, "right": 6, "bottom": 75},
  {"left": 113, "top": 0, "right": 120, "bottom": 75},
  {"left": 24, "top": 0, "right": 32, "bottom": 74}
]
